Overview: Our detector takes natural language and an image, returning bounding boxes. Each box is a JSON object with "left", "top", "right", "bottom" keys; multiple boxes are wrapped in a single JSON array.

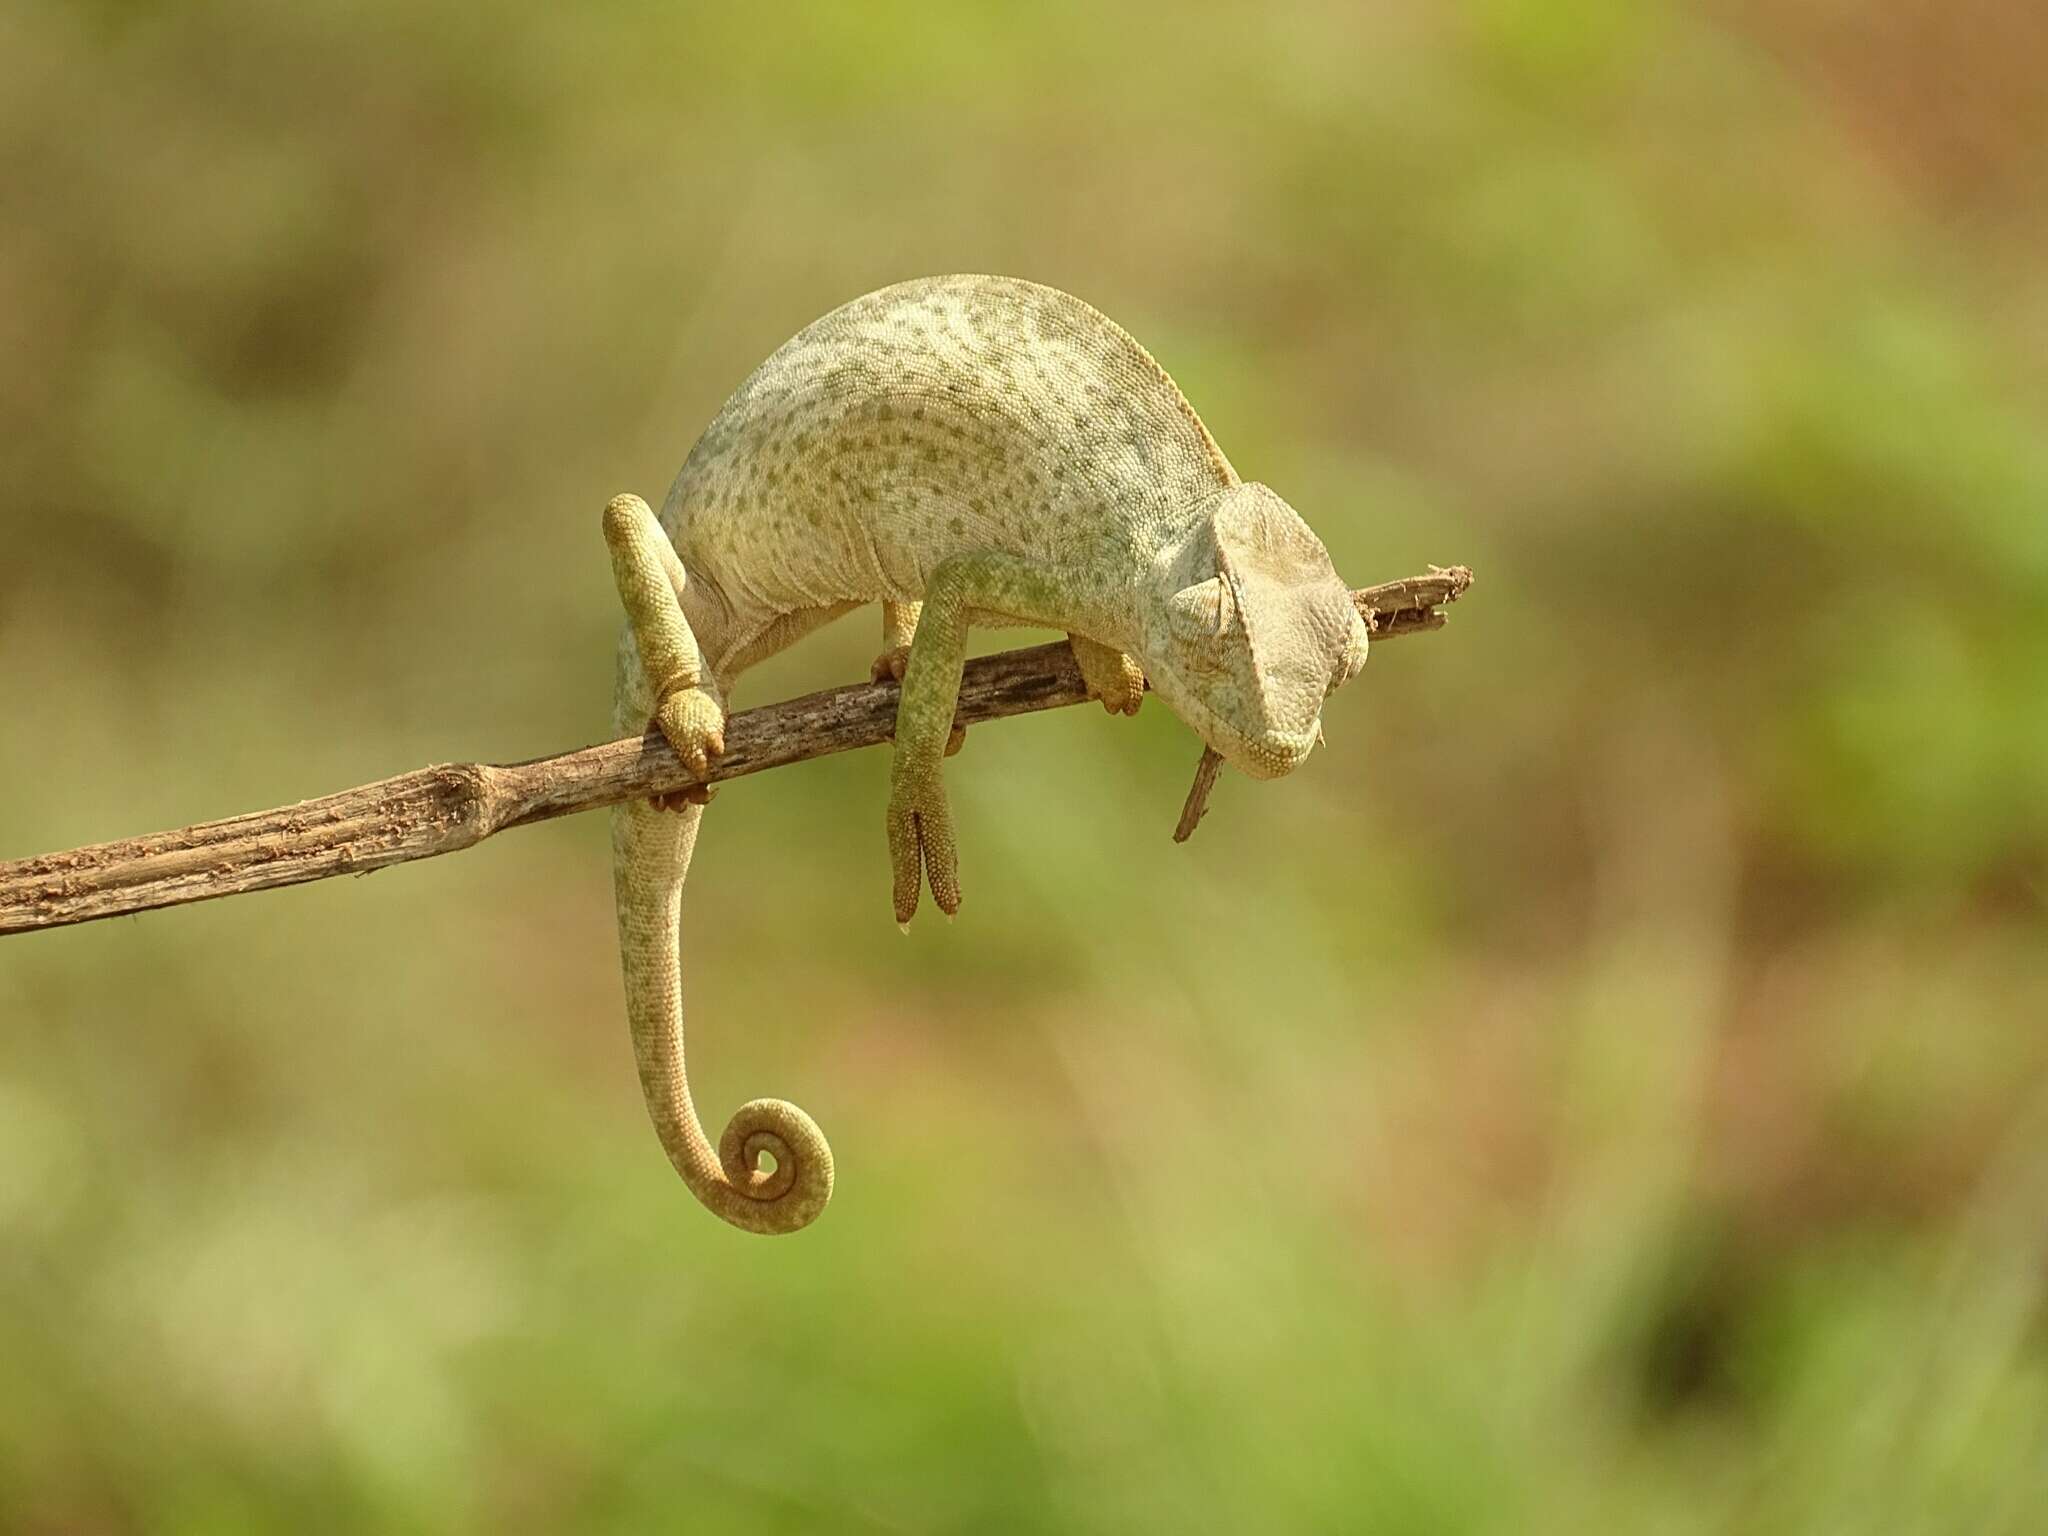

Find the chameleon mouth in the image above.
[
  {"left": 1146, "top": 665, "right": 1316, "bottom": 781},
  {"left": 1217, "top": 721, "right": 1315, "bottom": 780}
]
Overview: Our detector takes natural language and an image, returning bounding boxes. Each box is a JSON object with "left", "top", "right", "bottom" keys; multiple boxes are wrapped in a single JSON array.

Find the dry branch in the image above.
[{"left": 0, "top": 566, "right": 1471, "bottom": 936}]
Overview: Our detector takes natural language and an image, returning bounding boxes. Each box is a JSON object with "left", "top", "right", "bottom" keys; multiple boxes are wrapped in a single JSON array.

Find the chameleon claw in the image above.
[{"left": 897, "top": 920, "right": 911, "bottom": 936}]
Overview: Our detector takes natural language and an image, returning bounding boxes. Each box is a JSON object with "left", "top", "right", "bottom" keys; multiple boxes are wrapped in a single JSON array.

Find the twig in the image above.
[
  {"left": 1172, "top": 747, "right": 1228, "bottom": 843},
  {"left": 0, "top": 566, "right": 1471, "bottom": 935},
  {"left": 1352, "top": 565, "right": 1474, "bottom": 640}
]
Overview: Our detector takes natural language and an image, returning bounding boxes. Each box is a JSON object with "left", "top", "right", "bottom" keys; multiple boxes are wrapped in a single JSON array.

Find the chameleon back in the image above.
[{"left": 658, "top": 274, "right": 1238, "bottom": 665}]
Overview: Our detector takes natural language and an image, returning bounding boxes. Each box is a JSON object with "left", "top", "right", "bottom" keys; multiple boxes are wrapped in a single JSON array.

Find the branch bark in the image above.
[{"left": 0, "top": 566, "right": 1471, "bottom": 935}]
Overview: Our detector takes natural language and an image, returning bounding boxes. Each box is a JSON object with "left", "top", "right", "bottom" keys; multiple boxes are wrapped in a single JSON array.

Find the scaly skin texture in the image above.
[{"left": 605, "top": 275, "right": 1370, "bottom": 1234}]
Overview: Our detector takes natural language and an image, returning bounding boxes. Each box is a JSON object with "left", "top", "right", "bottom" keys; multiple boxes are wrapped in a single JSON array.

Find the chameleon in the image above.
[{"left": 603, "top": 274, "right": 1371, "bottom": 1235}]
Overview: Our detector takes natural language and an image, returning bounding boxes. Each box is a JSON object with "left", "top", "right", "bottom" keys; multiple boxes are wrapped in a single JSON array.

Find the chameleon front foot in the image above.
[
  {"left": 1069, "top": 634, "right": 1145, "bottom": 717},
  {"left": 886, "top": 767, "right": 960, "bottom": 926}
]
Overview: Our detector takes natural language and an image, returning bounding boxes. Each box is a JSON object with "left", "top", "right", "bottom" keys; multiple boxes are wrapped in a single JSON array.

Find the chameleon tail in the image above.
[{"left": 611, "top": 796, "right": 834, "bottom": 1234}]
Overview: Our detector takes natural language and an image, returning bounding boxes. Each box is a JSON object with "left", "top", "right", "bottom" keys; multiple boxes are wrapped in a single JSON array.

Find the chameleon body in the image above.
[{"left": 604, "top": 275, "right": 1370, "bottom": 1234}]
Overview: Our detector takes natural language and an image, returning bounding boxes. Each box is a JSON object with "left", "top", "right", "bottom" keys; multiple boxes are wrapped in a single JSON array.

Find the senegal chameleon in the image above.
[{"left": 603, "top": 275, "right": 1370, "bottom": 1234}]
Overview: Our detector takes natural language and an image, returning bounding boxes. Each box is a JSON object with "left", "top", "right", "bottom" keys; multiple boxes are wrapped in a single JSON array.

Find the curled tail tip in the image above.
[{"left": 710, "top": 1097, "right": 835, "bottom": 1235}]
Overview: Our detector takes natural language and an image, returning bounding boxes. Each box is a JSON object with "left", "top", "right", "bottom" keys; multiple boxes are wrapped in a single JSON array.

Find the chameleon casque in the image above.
[{"left": 604, "top": 274, "right": 1370, "bottom": 1235}]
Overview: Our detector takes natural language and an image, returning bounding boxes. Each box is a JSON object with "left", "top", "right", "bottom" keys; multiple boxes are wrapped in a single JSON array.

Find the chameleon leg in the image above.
[
  {"left": 603, "top": 493, "right": 724, "bottom": 794},
  {"left": 1068, "top": 634, "right": 1146, "bottom": 716},
  {"left": 871, "top": 599, "right": 920, "bottom": 682},
  {"left": 887, "top": 550, "right": 1068, "bottom": 925},
  {"left": 874, "top": 599, "right": 965, "bottom": 757}
]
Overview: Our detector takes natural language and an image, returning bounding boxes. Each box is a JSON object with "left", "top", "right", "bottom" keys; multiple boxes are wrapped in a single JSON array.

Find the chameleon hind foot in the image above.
[
  {"left": 603, "top": 491, "right": 725, "bottom": 809},
  {"left": 649, "top": 690, "right": 724, "bottom": 811},
  {"left": 654, "top": 683, "right": 726, "bottom": 779}
]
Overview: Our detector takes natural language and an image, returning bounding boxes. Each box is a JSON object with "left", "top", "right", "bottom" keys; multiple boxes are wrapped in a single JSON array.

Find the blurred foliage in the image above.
[{"left": 3, "top": 1, "right": 2046, "bottom": 1530}]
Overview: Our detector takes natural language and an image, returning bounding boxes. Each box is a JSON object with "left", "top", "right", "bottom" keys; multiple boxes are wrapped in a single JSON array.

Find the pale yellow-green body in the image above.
[{"left": 604, "top": 275, "right": 1369, "bottom": 1233}]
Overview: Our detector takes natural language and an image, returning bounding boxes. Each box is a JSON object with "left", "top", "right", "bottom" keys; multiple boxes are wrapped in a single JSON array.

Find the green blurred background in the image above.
[{"left": 4, "top": 2, "right": 2046, "bottom": 1530}]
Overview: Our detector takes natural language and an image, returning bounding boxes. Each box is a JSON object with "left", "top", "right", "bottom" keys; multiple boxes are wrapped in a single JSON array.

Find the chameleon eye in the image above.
[
  {"left": 1165, "top": 577, "right": 1234, "bottom": 680},
  {"left": 1167, "top": 577, "right": 1229, "bottom": 640}
]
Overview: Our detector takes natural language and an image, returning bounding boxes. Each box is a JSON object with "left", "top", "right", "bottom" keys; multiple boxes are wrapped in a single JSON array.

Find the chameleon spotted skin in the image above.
[{"left": 605, "top": 275, "right": 1371, "bottom": 1234}]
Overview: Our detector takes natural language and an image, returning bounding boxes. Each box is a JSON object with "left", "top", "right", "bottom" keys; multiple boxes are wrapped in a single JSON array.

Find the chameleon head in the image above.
[{"left": 1141, "top": 482, "right": 1371, "bottom": 781}]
